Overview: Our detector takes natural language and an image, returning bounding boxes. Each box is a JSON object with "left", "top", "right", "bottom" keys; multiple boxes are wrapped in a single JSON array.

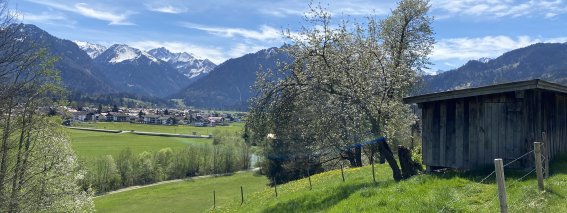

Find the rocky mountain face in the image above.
[
  {"left": 422, "top": 43, "right": 567, "bottom": 94},
  {"left": 173, "top": 47, "right": 290, "bottom": 110},
  {"left": 93, "top": 44, "right": 191, "bottom": 97},
  {"left": 16, "top": 24, "right": 115, "bottom": 94},
  {"left": 148, "top": 47, "right": 216, "bottom": 80}
]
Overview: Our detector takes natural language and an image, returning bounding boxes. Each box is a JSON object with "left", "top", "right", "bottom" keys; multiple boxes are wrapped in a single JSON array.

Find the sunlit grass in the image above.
[{"left": 94, "top": 172, "right": 268, "bottom": 213}]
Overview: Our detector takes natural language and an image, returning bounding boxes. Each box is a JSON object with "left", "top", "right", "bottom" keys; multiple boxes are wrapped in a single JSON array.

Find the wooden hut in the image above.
[{"left": 403, "top": 79, "right": 567, "bottom": 170}]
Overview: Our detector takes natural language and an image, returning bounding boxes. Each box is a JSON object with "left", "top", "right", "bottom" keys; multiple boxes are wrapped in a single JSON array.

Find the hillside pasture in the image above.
[
  {"left": 226, "top": 156, "right": 567, "bottom": 212},
  {"left": 94, "top": 171, "right": 268, "bottom": 213}
]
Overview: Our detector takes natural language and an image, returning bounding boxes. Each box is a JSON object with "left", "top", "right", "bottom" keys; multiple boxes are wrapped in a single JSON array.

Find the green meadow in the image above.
[
  {"left": 68, "top": 129, "right": 208, "bottom": 160},
  {"left": 73, "top": 122, "right": 244, "bottom": 135},
  {"left": 69, "top": 122, "right": 244, "bottom": 159},
  {"left": 91, "top": 156, "right": 567, "bottom": 212},
  {"left": 94, "top": 172, "right": 268, "bottom": 213},
  {"left": 224, "top": 157, "right": 567, "bottom": 212}
]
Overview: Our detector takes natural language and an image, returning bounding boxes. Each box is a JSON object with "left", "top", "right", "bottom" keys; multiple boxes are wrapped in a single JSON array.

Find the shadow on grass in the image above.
[{"left": 261, "top": 181, "right": 393, "bottom": 213}]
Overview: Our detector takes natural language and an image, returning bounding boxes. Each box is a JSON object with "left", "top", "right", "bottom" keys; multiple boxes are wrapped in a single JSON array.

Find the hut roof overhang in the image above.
[{"left": 403, "top": 79, "right": 567, "bottom": 104}]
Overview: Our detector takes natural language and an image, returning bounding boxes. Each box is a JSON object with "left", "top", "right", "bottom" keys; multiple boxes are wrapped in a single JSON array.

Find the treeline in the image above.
[
  {"left": 82, "top": 134, "right": 252, "bottom": 194},
  {"left": 67, "top": 91, "right": 174, "bottom": 109}
]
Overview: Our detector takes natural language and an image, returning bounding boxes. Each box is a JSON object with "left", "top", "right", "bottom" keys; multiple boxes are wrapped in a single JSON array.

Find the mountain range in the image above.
[
  {"left": 422, "top": 42, "right": 567, "bottom": 93},
  {"left": 172, "top": 47, "right": 290, "bottom": 110},
  {"left": 14, "top": 24, "right": 567, "bottom": 110},
  {"left": 148, "top": 47, "right": 216, "bottom": 80},
  {"left": 16, "top": 24, "right": 216, "bottom": 98}
]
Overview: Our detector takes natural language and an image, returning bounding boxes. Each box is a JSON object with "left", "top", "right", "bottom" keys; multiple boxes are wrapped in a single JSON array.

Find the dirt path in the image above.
[{"left": 95, "top": 168, "right": 260, "bottom": 198}]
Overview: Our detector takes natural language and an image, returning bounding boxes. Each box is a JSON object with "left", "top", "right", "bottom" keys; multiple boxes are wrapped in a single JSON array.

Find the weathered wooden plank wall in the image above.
[{"left": 420, "top": 87, "right": 567, "bottom": 170}]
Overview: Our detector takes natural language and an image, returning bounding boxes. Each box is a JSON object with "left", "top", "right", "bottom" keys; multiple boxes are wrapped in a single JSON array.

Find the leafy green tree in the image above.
[
  {"left": 134, "top": 151, "right": 156, "bottom": 184},
  {"left": 91, "top": 155, "right": 121, "bottom": 193},
  {"left": 155, "top": 148, "right": 173, "bottom": 181},
  {"left": 112, "top": 104, "right": 119, "bottom": 112},
  {"left": 116, "top": 148, "right": 135, "bottom": 187}
]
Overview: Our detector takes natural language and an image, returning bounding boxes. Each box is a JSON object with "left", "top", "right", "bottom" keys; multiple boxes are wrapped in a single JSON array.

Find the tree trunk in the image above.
[
  {"left": 368, "top": 115, "right": 402, "bottom": 181},
  {"left": 0, "top": 101, "right": 14, "bottom": 204},
  {"left": 398, "top": 145, "right": 420, "bottom": 179},
  {"left": 377, "top": 140, "right": 402, "bottom": 181},
  {"left": 354, "top": 146, "right": 363, "bottom": 167}
]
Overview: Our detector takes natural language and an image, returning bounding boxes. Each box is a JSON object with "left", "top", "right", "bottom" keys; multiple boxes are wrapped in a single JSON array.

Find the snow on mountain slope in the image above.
[
  {"left": 148, "top": 47, "right": 216, "bottom": 79},
  {"left": 106, "top": 44, "right": 159, "bottom": 64},
  {"left": 73, "top": 40, "right": 106, "bottom": 59}
]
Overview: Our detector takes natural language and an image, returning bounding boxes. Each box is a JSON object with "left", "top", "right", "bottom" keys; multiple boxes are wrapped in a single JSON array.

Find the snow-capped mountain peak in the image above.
[
  {"left": 477, "top": 57, "right": 493, "bottom": 63},
  {"left": 107, "top": 44, "right": 159, "bottom": 64},
  {"left": 73, "top": 40, "right": 106, "bottom": 59},
  {"left": 147, "top": 47, "right": 173, "bottom": 62},
  {"left": 147, "top": 47, "right": 216, "bottom": 79}
]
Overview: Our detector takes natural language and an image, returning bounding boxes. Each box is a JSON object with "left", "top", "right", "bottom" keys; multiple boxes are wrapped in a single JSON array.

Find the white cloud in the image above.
[
  {"left": 74, "top": 3, "right": 133, "bottom": 25},
  {"left": 26, "top": 0, "right": 134, "bottom": 25},
  {"left": 145, "top": 4, "right": 187, "bottom": 14},
  {"left": 432, "top": 0, "right": 567, "bottom": 18},
  {"left": 21, "top": 12, "right": 65, "bottom": 22},
  {"left": 258, "top": 8, "right": 304, "bottom": 17},
  {"left": 432, "top": 35, "right": 567, "bottom": 61},
  {"left": 258, "top": 1, "right": 392, "bottom": 17},
  {"left": 180, "top": 22, "right": 282, "bottom": 41}
]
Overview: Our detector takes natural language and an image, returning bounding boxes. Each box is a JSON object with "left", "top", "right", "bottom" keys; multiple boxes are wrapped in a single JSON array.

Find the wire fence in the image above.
[
  {"left": 438, "top": 141, "right": 549, "bottom": 213},
  {"left": 208, "top": 141, "right": 550, "bottom": 212}
]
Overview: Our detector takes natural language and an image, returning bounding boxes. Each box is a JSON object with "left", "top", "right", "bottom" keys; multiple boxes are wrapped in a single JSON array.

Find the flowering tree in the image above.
[
  {"left": 0, "top": 1, "right": 93, "bottom": 211},
  {"left": 247, "top": 0, "right": 434, "bottom": 182}
]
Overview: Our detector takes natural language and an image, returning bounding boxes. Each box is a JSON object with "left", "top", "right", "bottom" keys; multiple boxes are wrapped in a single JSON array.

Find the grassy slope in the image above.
[
  {"left": 227, "top": 157, "right": 567, "bottom": 212},
  {"left": 94, "top": 172, "right": 268, "bottom": 213}
]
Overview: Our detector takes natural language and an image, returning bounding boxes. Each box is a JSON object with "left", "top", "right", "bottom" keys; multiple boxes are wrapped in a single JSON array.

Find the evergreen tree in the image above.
[{"left": 112, "top": 104, "right": 119, "bottom": 112}]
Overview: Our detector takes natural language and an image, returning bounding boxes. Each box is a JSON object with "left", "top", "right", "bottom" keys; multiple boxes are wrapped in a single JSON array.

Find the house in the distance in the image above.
[
  {"left": 404, "top": 79, "right": 567, "bottom": 171},
  {"left": 107, "top": 112, "right": 130, "bottom": 122},
  {"left": 72, "top": 111, "right": 88, "bottom": 122},
  {"left": 208, "top": 117, "right": 225, "bottom": 126},
  {"left": 143, "top": 114, "right": 161, "bottom": 124}
]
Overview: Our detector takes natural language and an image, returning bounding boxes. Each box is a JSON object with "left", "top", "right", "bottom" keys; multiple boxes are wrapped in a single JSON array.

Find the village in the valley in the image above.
[{"left": 65, "top": 106, "right": 245, "bottom": 127}]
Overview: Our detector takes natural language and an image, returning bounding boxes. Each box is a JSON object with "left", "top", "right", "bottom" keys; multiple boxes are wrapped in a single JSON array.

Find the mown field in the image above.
[
  {"left": 68, "top": 129, "right": 208, "bottom": 160},
  {"left": 73, "top": 122, "right": 243, "bottom": 135},
  {"left": 68, "top": 122, "right": 244, "bottom": 160},
  {"left": 94, "top": 172, "right": 268, "bottom": 213}
]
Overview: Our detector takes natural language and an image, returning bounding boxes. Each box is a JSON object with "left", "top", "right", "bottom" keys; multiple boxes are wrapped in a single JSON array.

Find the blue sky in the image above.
[{"left": 11, "top": 0, "right": 567, "bottom": 72}]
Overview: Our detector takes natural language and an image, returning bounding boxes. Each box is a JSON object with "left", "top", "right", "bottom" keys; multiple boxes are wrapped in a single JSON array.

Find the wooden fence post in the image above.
[
  {"left": 240, "top": 186, "right": 244, "bottom": 205},
  {"left": 307, "top": 168, "right": 312, "bottom": 190},
  {"left": 213, "top": 190, "right": 216, "bottom": 209},
  {"left": 273, "top": 177, "right": 278, "bottom": 197},
  {"left": 371, "top": 154, "right": 376, "bottom": 183},
  {"left": 542, "top": 132, "right": 549, "bottom": 179},
  {"left": 494, "top": 159, "right": 508, "bottom": 213},
  {"left": 340, "top": 161, "right": 345, "bottom": 182},
  {"left": 534, "top": 142, "right": 545, "bottom": 192}
]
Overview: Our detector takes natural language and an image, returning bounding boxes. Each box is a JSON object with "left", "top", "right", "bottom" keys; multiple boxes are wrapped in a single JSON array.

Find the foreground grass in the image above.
[
  {"left": 74, "top": 122, "right": 244, "bottom": 136},
  {"left": 226, "top": 157, "right": 567, "bottom": 212},
  {"left": 68, "top": 129, "right": 209, "bottom": 160},
  {"left": 94, "top": 172, "right": 268, "bottom": 213}
]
